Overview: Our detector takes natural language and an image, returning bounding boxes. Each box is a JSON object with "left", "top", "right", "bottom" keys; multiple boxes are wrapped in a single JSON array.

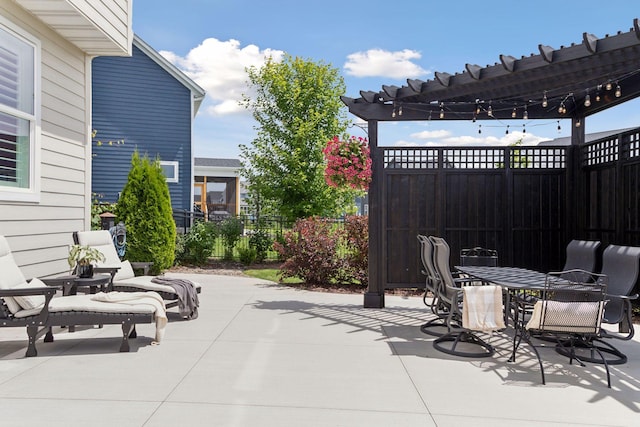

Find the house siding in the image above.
[
  {"left": 92, "top": 44, "right": 193, "bottom": 211},
  {"left": 0, "top": 3, "right": 91, "bottom": 279}
]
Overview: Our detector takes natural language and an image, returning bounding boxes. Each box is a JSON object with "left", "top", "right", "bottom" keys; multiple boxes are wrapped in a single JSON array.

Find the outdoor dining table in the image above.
[{"left": 454, "top": 265, "right": 553, "bottom": 361}]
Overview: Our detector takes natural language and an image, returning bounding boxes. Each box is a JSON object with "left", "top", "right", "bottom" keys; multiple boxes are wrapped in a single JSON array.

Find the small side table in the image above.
[{"left": 44, "top": 274, "right": 111, "bottom": 296}]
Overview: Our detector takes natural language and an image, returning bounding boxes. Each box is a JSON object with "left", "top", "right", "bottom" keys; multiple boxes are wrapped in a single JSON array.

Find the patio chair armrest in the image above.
[
  {"left": 606, "top": 292, "right": 638, "bottom": 301},
  {"left": 130, "top": 261, "right": 153, "bottom": 276},
  {"left": 0, "top": 287, "right": 57, "bottom": 297}
]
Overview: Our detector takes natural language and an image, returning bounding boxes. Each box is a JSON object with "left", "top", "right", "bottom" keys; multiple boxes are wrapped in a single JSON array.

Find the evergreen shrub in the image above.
[{"left": 115, "top": 151, "right": 176, "bottom": 274}]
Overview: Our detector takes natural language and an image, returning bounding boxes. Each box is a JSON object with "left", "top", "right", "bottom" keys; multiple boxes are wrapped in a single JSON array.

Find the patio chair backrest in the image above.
[
  {"left": 460, "top": 247, "right": 498, "bottom": 267},
  {"left": 74, "top": 230, "right": 122, "bottom": 267},
  {"left": 417, "top": 235, "right": 438, "bottom": 292},
  {"left": 599, "top": 244, "right": 640, "bottom": 323},
  {"left": 561, "top": 240, "right": 601, "bottom": 282},
  {"left": 429, "top": 236, "right": 459, "bottom": 303},
  {"left": 528, "top": 270, "right": 607, "bottom": 335}
]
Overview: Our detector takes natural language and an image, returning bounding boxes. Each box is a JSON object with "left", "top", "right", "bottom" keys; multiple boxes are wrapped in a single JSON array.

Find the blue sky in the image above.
[{"left": 133, "top": 0, "right": 640, "bottom": 159}]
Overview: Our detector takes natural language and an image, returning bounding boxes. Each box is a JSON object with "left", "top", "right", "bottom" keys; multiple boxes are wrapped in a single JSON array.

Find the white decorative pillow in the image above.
[
  {"left": 14, "top": 278, "right": 47, "bottom": 311},
  {"left": 114, "top": 260, "right": 136, "bottom": 281}
]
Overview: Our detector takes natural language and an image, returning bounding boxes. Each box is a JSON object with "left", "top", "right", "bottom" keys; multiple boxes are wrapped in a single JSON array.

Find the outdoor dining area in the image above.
[{"left": 417, "top": 236, "right": 639, "bottom": 388}]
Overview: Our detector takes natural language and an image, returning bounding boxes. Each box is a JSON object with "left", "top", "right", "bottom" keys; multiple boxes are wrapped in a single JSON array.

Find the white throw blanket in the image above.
[
  {"left": 91, "top": 291, "right": 167, "bottom": 343},
  {"left": 462, "top": 285, "right": 505, "bottom": 332}
]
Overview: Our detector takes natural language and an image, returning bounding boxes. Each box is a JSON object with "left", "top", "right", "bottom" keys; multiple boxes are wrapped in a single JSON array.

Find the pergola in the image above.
[{"left": 341, "top": 19, "right": 640, "bottom": 308}]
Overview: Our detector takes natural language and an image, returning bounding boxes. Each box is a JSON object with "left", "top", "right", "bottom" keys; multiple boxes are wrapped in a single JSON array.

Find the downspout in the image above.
[{"left": 84, "top": 55, "right": 94, "bottom": 231}]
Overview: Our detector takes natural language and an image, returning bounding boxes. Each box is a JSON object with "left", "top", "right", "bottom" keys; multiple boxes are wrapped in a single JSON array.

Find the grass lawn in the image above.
[{"left": 243, "top": 268, "right": 303, "bottom": 284}]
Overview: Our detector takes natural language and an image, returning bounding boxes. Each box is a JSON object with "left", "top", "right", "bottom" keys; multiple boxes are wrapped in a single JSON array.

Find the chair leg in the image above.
[
  {"left": 556, "top": 338, "right": 627, "bottom": 365},
  {"left": 120, "top": 322, "right": 132, "bottom": 352},
  {"left": 44, "top": 327, "right": 54, "bottom": 343},
  {"left": 25, "top": 325, "right": 38, "bottom": 357}
]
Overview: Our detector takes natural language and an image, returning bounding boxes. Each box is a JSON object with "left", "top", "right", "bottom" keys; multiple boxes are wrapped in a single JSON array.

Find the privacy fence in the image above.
[{"left": 375, "top": 127, "right": 640, "bottom": 290}]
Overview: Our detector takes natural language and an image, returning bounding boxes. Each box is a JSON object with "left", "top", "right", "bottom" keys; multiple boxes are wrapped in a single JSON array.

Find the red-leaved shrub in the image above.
[{"left": 274, "top": 216, "right": 368, "bottom": 286}]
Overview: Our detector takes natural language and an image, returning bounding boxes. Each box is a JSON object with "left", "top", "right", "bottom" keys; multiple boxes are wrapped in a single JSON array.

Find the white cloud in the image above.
[
  {"left": 160, "top": 38, "right": 284, "bottom": 116},
  {"left": 410, "top": 129, "right": 452, "bottom": 139},
  {"left": 344, "top": 49, "right": 429, "bottom": 79},
  {"left": 390, "top": 131, "right": 549, "bottom": 148}
]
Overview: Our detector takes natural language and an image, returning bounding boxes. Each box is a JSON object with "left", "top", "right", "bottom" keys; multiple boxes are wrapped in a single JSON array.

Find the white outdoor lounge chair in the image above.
[
  {"left": 74, "top": 230, "right": 201, "bottom": 317},
  {"left": 0, "top": 236, "right": 164, "bottom": 357}
]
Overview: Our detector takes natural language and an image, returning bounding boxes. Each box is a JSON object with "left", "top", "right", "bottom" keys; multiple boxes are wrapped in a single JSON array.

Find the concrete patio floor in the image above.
[{"left": 0, "top": 272, "right": 639, "bottom": 426}]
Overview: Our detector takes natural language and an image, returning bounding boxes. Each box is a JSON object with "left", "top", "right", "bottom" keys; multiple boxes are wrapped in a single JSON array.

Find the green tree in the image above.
[
  {"left": 240, "top": 54, "right": 354, "bottom": 222},
  {"left": 115, "top": 151, "right": 176, "bottom": 273}
]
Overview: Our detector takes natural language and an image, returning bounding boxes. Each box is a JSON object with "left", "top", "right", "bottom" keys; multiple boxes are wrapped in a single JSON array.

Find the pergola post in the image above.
[{"left": 363, "top": 119, "right": 385, "bottom": 308}]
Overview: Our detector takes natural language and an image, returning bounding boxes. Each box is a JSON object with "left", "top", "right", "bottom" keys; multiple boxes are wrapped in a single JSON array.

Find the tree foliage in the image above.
[
  {"left": 115, "top": 151, "right": 176, "bottom": 273},
  {"left": 240, "top": 55, "right": 357, "bottom": 222}
]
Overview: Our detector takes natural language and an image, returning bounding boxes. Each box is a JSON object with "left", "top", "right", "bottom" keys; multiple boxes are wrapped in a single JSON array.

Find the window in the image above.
[
  {"left": 160, "top": 161, "right": 179, "bottom": 183},
  {"left": 0, "top": 19, "right": 40, "bottom": 201}
]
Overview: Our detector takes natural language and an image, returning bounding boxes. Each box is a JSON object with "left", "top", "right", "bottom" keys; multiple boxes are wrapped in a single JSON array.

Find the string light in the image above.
[
  {"left": 615, "top": 83, "right": 622, "bottom": 98},
  {"left": 575, "top": 118, "right": 581, "bottom": 127},
  {"left": 605, "top": 80, "right": 613, "bottom": 91},
  {"left": 487, "top": 103, "right": 493, "bottom": 117},
  {"left": 439, "top": 102, "right": 445, "bottom": 119},
  {"left": 505, "top": 125, "right": 510, "bottom": 135},
  {"left": 595, "top": 84, "right": 602, "bottom": 102},
  {"left": 511, "top": 106, "right": 517, "bottom": 118},
  {"left": 391, "top": 107, "right": 396, "bottom": 118},
  {"left": 557, "top": 120, "right": 561, "bottom": 133},
  {"left": 542, "top": 91, "right": 548, "bottom": 108},
  {"left": 398, "top": 105, "right": 403, "bottom": 116},
  {"left": 522, "top": 124, "right": 526, "bottom": 134},
  {"left": 584, "top": 90, "right": 591, "bottom": 107},
  {"left": 523, "top": 106, "right": 529, "bottom": 121},
  {"left": 478, "top": 124, "right": 482, "bottom": 134}
]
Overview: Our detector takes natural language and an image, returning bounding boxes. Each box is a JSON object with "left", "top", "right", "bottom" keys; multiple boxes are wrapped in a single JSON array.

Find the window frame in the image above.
[
  {"left": 160, "top": 160, "right": 179, "bottom": 183},
  {"left": 0, "top": 16, "right": 41, "bottom": 202}
]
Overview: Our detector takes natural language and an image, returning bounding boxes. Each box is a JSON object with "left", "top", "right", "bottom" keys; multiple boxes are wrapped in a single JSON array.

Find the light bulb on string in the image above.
[
  {"left": 511, "top": 106, "right": 517, "bottom": 118},
  {"left": 542, "top": 91, "right": 548, "bottom": 108},
  {"left": 472, "top": 113, "right": 476, "bottom": 123},
  {"left": 584, "top": 91, "right": 591, "bottom": 107},
  {"left": 478, "top": 124, "right": 482, "bottom": 134},
  {"left": 575, "top": 119, "right": 581, "bottom": 128},
  {"left": 391, "top": 107, "right": 396, "bottom": 118},
  {"left": 523, "top": 106, "right": 528, "bottom": 121},
  {"left": 615, "top": 83, "right": 622, "bottom": 98},
  {"left": 596, "top": 85, "right": 602, "bottom": 102},
  {"left": 557, "top": 120, "right": 561, "bottom": 133},
  {"left": 398, "top": 105, "right": 403, "bottom": 116},
  {"left": 487, "top": 103, "right": 493, "bottom": 117},
  {"left": 505, "top": 125, "right": 510, "bottom": 135},
  {"left": 439, "top": 103, "right": 445, "bottom": 119},
  {"left": 522, "top": 124, "right": 526, "bottom": 134},
  {"left": 427, "top": 111, "right": 432, "bottom": 121},
  {"left": 475, "top": 103, "right": 481, "bottom": 115},
  {"left": 606, "top": 80, "right": 613, "bottom": 91}
]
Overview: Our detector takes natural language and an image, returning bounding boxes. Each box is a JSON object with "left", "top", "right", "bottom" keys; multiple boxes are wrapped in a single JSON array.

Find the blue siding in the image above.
[{"left": 92, "top": 45, "right": 192, "bottom": 210}]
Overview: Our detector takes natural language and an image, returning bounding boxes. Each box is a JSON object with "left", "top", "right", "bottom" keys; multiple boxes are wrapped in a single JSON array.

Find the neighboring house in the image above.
[
  {"left": 0, "top": 1, "right": 133, "bottom": 279},
  {"left": 91, "top": 35, "right": 205, "bottom": 211},
  {"left": 537, "top": 127, "right": 637, "bottom": 146},
  {"left": 194, "top": 158, "right": 241, "bottom": 217}
]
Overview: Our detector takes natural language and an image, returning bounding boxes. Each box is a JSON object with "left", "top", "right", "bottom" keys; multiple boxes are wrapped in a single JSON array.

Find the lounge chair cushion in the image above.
[
  {"left": 0, "top": 237, "right": 30, "bottom": 314},
  {"left": 114, "top": 260, "right": 135, "bottom": 280},
  {"left": 14, "top": 278, "right": 47, "bottom": 311}
]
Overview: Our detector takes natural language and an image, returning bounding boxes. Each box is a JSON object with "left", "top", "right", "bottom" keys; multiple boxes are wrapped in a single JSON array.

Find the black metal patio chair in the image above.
[
  {"left": 515, "top": 269, "right": 610, "bottom": 387},
  {"left": 430, "top": 236, "right": 504, "bottom": 357}
]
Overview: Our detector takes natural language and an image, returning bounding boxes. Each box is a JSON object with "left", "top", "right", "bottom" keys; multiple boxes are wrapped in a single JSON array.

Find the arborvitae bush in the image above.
[{"left": 115, "top": 151, "right": 176, "bottom": 274}]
